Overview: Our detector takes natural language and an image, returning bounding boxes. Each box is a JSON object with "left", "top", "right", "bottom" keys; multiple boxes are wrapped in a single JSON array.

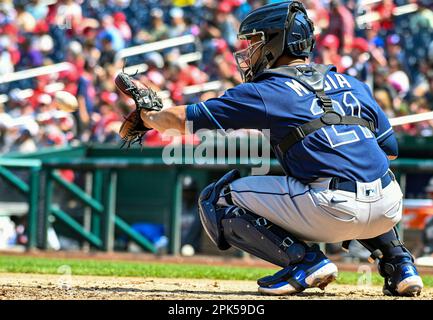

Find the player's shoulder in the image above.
[
  {"left": 223, "top": 81, "right": 262, "bottom": 99},
  {"left": 207, "top": 81, "right": 265, "bottom": 109}
]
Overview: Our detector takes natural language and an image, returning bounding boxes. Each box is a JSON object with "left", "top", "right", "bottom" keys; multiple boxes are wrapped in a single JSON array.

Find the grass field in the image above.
[{"left": 0, "top": 255, "right": 432, "bottom": 287}]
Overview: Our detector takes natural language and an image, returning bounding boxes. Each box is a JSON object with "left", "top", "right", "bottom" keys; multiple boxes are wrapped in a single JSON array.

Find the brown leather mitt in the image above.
[{"left": 115, "top": 72, "right": 163, "bottom": 148}]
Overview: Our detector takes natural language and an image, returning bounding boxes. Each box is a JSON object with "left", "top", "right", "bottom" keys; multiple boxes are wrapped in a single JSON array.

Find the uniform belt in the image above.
[{"left": 329, "top": 172, "right": 393, "bottom": 193}]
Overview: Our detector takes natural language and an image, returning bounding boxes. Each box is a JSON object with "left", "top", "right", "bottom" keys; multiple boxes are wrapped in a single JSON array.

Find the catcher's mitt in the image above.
[{"left": 115, "top": 72, "right": 163, "bottom": 148}]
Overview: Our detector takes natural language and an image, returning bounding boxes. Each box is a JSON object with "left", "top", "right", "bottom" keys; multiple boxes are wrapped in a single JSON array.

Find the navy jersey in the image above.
[{"left": 186, "top": 66, "right": 397, "bottom": 183}]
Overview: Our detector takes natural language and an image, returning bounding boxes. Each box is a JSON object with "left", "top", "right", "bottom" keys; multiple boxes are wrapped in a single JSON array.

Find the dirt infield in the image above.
[
  {"left": 0, "top": 273, "right": 431, "bottom": 300},
  {"left": 4, "top": 250, "right": 433, "bottom": 275}
]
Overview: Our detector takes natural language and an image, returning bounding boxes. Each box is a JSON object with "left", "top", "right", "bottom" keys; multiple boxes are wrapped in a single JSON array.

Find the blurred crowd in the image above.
[{"left": 1, "top": 0, "right": 433, "bottom": 154}]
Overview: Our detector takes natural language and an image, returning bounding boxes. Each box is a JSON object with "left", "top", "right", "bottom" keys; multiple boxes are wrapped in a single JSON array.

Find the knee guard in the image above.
[
  {"left": 198, "top": 169, "right": 307, "bottom": 267},
  {"left": 198, "top": 169, "right": 240, "bottom": 250},
  {"left": 221, "top": 206, "right": 307, "bottom": 267}
]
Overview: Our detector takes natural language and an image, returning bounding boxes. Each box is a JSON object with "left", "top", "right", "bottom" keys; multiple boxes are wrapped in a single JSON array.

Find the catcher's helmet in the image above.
[{"left": 234, "top": 1, "right": 315, "bottom": 82}]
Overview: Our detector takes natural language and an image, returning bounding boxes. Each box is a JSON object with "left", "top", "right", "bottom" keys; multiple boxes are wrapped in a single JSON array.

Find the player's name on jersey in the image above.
[{"left": 285, "top": 73, "right": 351, "bottom": 97}]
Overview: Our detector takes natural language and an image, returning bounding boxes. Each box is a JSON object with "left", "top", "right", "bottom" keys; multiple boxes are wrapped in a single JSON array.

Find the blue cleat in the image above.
[
  {"left": 379, "top": 257, "right": 423, "bottom": 297},
  {"left": 257, "top": 247, "right": 338, "bottom": 295}
]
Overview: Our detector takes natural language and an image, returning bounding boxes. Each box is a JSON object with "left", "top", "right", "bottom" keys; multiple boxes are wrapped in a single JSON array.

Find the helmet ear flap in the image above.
[
  {"left": 258, "top": 30, "right": 286, "bottom": 71},
  {"left": 284, "top": 2, "right": 315, "bottom": 58}
]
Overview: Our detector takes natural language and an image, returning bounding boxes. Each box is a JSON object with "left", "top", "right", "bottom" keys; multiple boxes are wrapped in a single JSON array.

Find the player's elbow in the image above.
[{"left": 379, "top": 134, "right": 398, "bottom": 160}]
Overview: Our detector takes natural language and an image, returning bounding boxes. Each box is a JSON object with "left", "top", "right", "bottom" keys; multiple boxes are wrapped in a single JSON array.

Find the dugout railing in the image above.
[
  {"left": 1, "top": 143, "right": 433, "bottom": 255},
  {"left": 0, "top": 155, "right": 177, "bottom": 254}
]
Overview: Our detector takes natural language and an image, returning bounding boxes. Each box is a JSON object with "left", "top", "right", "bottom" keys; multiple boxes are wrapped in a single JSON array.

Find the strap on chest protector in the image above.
[{"left": 258, "top": 64, "right": 376, "bottom": 154}]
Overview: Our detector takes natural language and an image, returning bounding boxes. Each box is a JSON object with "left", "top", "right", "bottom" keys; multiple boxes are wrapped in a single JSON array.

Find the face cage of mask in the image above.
[
  {"left": 234, "top": 31, "right": 266, "bottom": 83},
  {"left": 234, "top": 2, "right": 314, "bottom": 83}
]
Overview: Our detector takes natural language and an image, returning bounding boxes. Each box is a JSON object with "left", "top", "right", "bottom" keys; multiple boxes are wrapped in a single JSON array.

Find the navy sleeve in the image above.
[
  {"left": 362, "top": 83, "right": 394, "bottom": 144},
  {"left": 185, "top": 102, "right": 216, "bottom": 131},
  {"left": 186, "top": 82, "right": 267, "bottom": 133},
  {"left": 378, "top": 133, "right": 398, "bottom": 157}
]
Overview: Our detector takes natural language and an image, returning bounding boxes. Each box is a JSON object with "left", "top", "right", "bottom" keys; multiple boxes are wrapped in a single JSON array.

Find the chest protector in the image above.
[{"left": 255, "top": 64, "right": 376, "bottom": 154}]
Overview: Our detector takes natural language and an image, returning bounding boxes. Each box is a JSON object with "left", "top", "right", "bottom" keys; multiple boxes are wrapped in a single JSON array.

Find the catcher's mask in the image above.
[{"left": 234, "top": 0, "right": 315, "bottom": 83}]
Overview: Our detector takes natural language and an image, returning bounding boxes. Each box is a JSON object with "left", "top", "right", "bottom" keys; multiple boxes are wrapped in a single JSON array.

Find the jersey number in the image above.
[{"left": 310, "top": 92, "right": 374, "bottom": 148}]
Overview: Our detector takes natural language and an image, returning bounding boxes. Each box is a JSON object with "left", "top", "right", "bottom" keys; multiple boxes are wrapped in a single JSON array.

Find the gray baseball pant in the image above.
[{"left": 217, "top": 171, "right": 403, "bottom": 243}]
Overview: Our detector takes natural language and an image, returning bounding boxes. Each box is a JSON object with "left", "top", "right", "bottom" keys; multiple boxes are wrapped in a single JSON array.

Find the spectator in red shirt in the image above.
[
  {"left": 113, "top": 12, "right": 131, "bottom": 45},
  {"left": 213, "top": 38, "right": 242, "bottom": 85},
  {"left": 327, "top": 0, "right": 354, "bottom": 54},
  {"left": 178, "top": 62, "right": 209, "bottom": 87},
  {"left": 317, "top": 34, "right": 344, "bottom": 72},
  {"left": 372, "top": 0, "right": 395, "bottom": 31}
]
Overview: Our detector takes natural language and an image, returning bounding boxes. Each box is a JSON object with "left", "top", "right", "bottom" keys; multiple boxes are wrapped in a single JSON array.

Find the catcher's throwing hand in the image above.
[{"left": 115, "top": 72, "right": 163, "bottom": 148}]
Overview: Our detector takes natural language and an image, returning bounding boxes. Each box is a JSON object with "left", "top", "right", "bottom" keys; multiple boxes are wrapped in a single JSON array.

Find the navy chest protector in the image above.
[{"left": 255, "top": 64, "right": 376, "bottom": 154}]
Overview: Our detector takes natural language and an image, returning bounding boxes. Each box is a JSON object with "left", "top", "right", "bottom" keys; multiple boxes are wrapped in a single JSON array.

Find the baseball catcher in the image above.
[{"left": 116, "top": 1, "right": 423, "bottom": 296}]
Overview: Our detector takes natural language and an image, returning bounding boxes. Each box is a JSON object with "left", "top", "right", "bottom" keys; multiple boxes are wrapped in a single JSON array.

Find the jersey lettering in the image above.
[
  {"left": 310, "top": 92, "right": 374, "bottom": 148},
  {"left": 186, "top": 69, "right": 392, "bottom": 182},
  {"left": 287, "top": 73, "right": 352, "bottom": 97},
  {"left": 285, "top": 79, "right": 310, "bottom": 96}
]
